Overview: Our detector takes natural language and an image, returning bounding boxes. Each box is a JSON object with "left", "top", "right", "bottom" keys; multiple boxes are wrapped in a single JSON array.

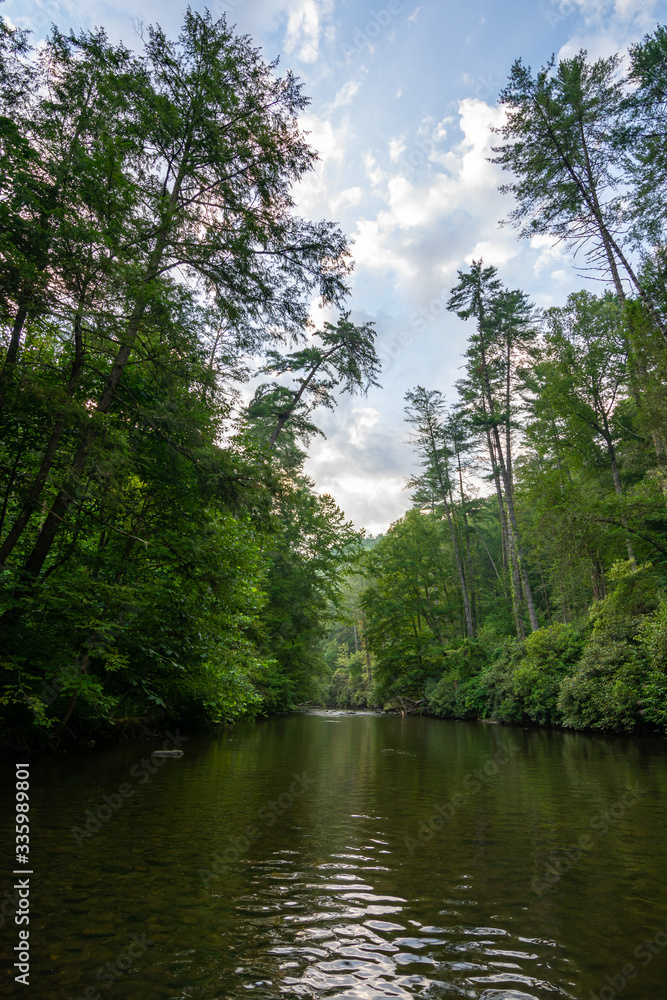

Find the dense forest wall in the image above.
[
  {"left": 320, "top": 31, "right": 667, "bottom": 734},
  {"left": 2, "top": 14, "right": 667, "bottom": 748}
]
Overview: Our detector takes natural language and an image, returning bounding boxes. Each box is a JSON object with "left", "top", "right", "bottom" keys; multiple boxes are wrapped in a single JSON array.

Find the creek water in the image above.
[{"left": 1, "top": 711, "right": 666, "bottom": 999}]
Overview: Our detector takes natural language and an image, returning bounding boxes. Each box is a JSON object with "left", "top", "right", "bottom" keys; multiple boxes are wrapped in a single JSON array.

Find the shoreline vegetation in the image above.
[{"left": 1, "top": 13, "right": 667, "bottom": 752}]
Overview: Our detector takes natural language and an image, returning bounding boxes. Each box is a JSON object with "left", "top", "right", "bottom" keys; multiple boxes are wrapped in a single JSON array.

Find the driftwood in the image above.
[
  {"left": 151, "top": 749, "right": 184, "bottom": 757},
  {"left": 396, "top": 696, "right": 426, "bottom": 717}
]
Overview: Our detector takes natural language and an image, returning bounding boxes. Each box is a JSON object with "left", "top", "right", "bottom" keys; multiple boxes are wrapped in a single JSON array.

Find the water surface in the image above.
[{"left": 1, "top": 711, "right": 666, "bottom": 999}]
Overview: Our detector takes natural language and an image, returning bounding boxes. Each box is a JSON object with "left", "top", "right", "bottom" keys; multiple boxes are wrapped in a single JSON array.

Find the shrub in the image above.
[
  {"left": 426, "top": 641, "right": 488, "bottom": 719},
  {"left": 512, "top": 622, "right": 587, "bottom": 725},
  {"left": 557, "top": 565, "right": 661, "bottom": 733},
  {"left": 469, "top": 638, "right": 526, "bottom": 723},
  {"left": 638, "top": 598, "right": 667, "bottom": 730}
]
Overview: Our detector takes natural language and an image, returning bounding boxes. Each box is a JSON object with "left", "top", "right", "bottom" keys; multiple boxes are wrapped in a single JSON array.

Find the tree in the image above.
[
  {"left": 404, "top": 386, "right": 474, "bottom": 639},
  {"left": 623, "top": 25, "right": 667, "bottom": 247},
  {"left": 251, "top": 479, "right": 362, "bottom": 709},
  {"left": 492, "top": 51, "right": 667, "bottom": 342},
  {"left": 0, "top": 25, "right": 148, "bottom": 411},
  {"left": 255, "top": 312, "right": 379, "bottom": 450},
  {"left": 0, "top": 10, "right": 352, "bottom": 595},
  {"left": 361, "top": 511, "right": 459, "bottom": 706},
  {"left": 539, "top": 291, "right": 637, "bottom": 563},
  {"left": 449, "top": 260, "right": 540, "bottom": 633},
  {"left": 0, "top": 10, "right": 369, "bottom": 743}
]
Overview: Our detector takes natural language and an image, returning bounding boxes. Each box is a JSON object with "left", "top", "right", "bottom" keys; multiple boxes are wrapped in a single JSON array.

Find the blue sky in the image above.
[{"left": 9, "top": 0, "right": 667, "bottom": 532}]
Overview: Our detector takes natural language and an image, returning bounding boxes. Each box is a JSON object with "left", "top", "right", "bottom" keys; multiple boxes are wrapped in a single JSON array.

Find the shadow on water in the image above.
[{"left": 1, "top": 712, "right": 666, "bottom": 999}]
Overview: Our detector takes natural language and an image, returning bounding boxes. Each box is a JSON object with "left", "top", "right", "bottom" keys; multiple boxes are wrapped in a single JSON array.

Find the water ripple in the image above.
[{"left": 226, "top": 847, "right": 575, "bottom": 1000}]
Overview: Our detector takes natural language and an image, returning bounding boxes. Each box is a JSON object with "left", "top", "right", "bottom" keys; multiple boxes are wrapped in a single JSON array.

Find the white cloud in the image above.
[
  {"left": 302, "top": 113, "right": 347, "bottom": 163},
  {"left": 294, "top": 113, "right": 349, "bottom": 215},
  {"left": 308, "top": 298, "right": 339, "bottom": 328},
  {"left": 465, "top": 238, "right": 517, "bottom": 269},
  {"left": 352, "top": 218, "right": 417, "bottom": 274},
  {"left": 304, "top": 400, "right": 414, "bottom": 532},
  {"left": 557, "top": 0, "right": 658, "bottom": 60},
  {"left": 331, "top": 186, "right": 363, "bottom": 211},
  {"left": 284, "top": 0, "right": 333, "bottom": 63},
  {"left": 363, "top": 152, "right": 386, "bottom": 186},
  {"left": 389, "top": 137, "right": 406, "bottom": 162},
  {"left": 347, "top": 407, "right": 380, "bottom": 448},
  {"left": 529, "top": 234, "right": 571, "bottom": 276},
  {"left": 569, "top": 0, "right": 656, "bottom": 21},
  {"left": 349, "top": 98, "right": 510, "bottom": 299},
  {"left": 330, "top": 79, "right": 360, "bottom": 109}
]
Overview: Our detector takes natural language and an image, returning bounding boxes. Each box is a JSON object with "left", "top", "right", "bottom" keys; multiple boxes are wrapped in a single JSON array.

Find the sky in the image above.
[{"left": 8, "top": 0, "right": 667, "bottom": 533}]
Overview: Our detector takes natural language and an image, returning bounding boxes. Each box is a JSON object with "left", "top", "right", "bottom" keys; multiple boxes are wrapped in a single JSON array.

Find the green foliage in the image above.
[
  {"left": 0, "top": 11, "right": 365, "bottom": 747},
  {"left": 322, "top": 650, "right": 370, "bottom": 708},
  {"left": 639, "top": 599, "right": 667, "bottom": 729},
  {"left": 512, "top": 624, "right": 587, "bottom": 724},
  {"left": 361, "top": 511, "right": 465, "bottom": 704},
  {"left": 425, "top": 641, "right": 489, "bottom": 719},
  {"left": 250, "top": 480, "right": 364, "bottom": 712},
  {"left": 558, "top": 566, "right": 661, "bottom": 732}
]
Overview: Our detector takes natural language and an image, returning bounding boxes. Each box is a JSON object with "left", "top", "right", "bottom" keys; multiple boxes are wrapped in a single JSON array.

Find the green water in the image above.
[{"left": 1, "top": 711, "right": 667, "bottom": 999}]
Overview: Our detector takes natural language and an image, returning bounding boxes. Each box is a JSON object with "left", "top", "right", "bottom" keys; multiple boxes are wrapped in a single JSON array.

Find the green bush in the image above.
[
  {"left": 427, "top": 626, "right": 584, "bottom": 726},
  {"left": 474, "top": 639, "right": 526, "bottom": 722},
  {"left": 638, "top": 598, "right": 667, "bottom": 730},
  {"left": 557, "top": 565, "right": 661, "bottom": 733},
  {"left": 512, "top": 622, "right": 587, "bottom": 725},
  {"left": 426, "top": 641, "right": 489, "bottom": 719}
]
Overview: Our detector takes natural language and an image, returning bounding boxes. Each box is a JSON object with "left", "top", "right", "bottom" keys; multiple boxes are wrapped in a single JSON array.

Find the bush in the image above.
[
  {"left": 427, "top": 626, "right": 585, "bottom": 726},
  {"left": 557, "top": 565, "right": 661, "bottom": 733},
  {"left": 638, "top": 598, "right": 667, "bottom": 730},
  {"left": 512, "top": 622, "right": 587, "bottom": 725},
  {"left": 425, "top": 641, "right": 489, "bottom": 719},
  {"left": 473, "top": 638, "right": 526, "bottom": 722}
]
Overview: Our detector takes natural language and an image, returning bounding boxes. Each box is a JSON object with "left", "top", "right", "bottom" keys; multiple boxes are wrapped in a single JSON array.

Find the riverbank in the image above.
[{"left": 5, "top": 694, "right": 666, "bottom": 761}]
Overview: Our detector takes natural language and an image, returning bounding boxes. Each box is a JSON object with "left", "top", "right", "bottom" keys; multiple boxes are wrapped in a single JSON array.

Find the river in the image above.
[{"left": 1, "top": 711, "right": 666, "bottom": 999}]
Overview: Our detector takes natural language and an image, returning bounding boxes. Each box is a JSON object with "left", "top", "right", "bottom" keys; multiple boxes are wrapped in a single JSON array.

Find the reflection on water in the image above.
[
  {"left": 230, "top": 849, "right": 570, "bottom": 1000},
  {"left": 0, "top": 712, "right": 665, "bottom": 999}
]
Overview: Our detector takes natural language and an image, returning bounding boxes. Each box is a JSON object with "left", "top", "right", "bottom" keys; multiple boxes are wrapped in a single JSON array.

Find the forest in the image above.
[{"left": 1, "top": 10, "right": 667, "bottom": 748}]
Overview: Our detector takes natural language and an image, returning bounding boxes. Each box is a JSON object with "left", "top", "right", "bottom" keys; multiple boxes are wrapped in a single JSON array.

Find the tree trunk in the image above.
[
  {"left": 15, "top": 160, "right": 186, "bottom": 584},
  {"left": 426, "top": 423, "right": 474, "bottom": 639},
  {"left": 480, "top": 365, "right": 539, "bottom": 632},
  {"left": 0, "top": 279, "right": 91, "bottom": 562},
  {"left": 0, "top": 305, "right": 29, "bottom": 414},
  {"left": 603, "top": 422, "right": 637, "bottom": 568}
]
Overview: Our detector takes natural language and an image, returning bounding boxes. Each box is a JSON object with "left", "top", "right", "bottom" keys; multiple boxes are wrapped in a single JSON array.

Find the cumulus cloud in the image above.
[
  {"left": 389, "top": 137, "right": 407, "bottom": 162},
  {"left": 557, "top": 0, "right": 658, "bottom": 59},
  {"left": 284, "top": 0, "right": 333, "bottom": 63},
  {"left": 349, "top": 98, "right": 513, "bottom": 302},
  {"left": 331, "top": 186, "right": 364, "bottom": 211},
  {"left": 352, "top": 218, "right": 417, "bottom": 275},
  {"left": 294, "top": 112, "right": 349, "bottom": 216},
  {"left": 304, "top": 399, "right": 415, "bottom": 532}
]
